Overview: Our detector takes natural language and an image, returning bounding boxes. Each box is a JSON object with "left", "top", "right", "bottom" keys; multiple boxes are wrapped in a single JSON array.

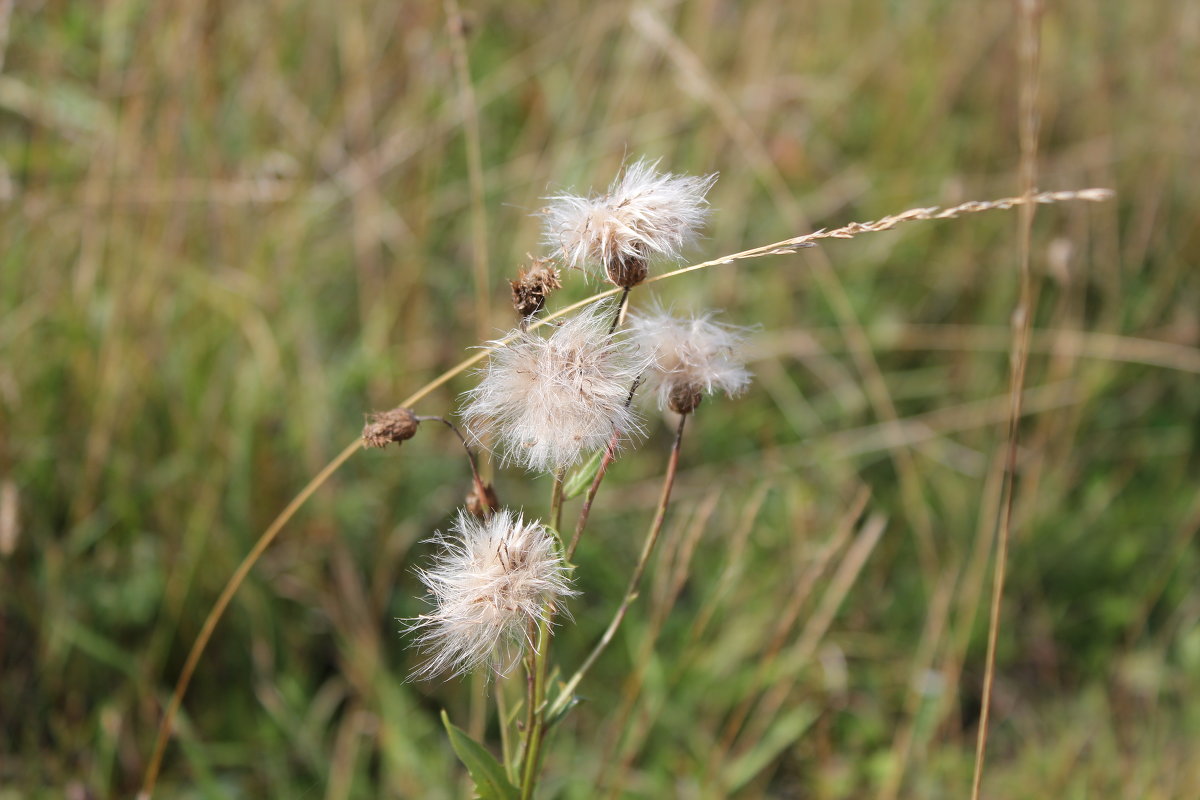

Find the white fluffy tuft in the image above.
[
  {"left": 403, "top": 509, "right": 576, "bottom": 679},
  {"left": 541, "top": 158, "right": 716, "bottom": 283},
  {"left": 461, "top": 301, "right": 649, "bottom": 473},
  {"left": 629, "top": 307, "right": 752, "bottom": 410}
]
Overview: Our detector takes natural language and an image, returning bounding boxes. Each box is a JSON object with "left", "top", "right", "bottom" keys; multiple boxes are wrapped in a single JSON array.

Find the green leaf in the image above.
[
  {"left": 545, "top": 692, "right": 581, "bottom": 730},
  {"left": 543, "top": 525, "right": 569, "bottom": 564},
  {"left": 563, "top": 449, "right": 606, "bottom": 499},
  {"left": 441, "top": 710, "right": 520, "bottom": 800}
]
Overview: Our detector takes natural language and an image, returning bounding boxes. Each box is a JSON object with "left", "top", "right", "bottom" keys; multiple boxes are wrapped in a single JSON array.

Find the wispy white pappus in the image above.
[
  {"left": 541, "top": 158, "right": 717, "bottom": 288},
  {"left": 403, "top": 509, "right": 576, "bottom": 679},
  {"left": 629, "top": 307, "right": 751, "bottom": 414},
  {"left": 462, "top": 301, "right": 649, "bottom": 473}
]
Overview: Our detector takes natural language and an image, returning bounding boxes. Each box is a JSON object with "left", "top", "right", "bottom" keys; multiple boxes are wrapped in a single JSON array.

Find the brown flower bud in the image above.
[
  {"left": 362, "top": 407, "right": 419, "bottom": 448},
  {"left": 666, "top": 382, "right": 703, "bottom": 415},
  {"left": 510, "top": 258, "right": 562, "bottom": 319},
  {"left": 465, "top": 481, "right": 500, "bottom": 518},
  {"left": 605, "top": 251, "right": 649, "bottom": 289}
]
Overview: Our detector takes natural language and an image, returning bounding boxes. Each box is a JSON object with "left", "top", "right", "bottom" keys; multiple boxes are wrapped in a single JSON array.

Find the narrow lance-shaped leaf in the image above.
[
  {"left": 441, "top": 710, "right": 519, "bottom": 800},
  {"left": 563, "top": 448, "right": 606, "bottom": 500}
]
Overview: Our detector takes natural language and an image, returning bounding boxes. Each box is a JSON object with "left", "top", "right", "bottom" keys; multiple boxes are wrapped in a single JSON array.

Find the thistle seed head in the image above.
[
  {"left": 403, "top": 509, "right": 576, "bottom": 678},
  {"left": 541, "top": 158, "right": 716, "bottom": 288},
  {"left": 462, "top": 301, "right": 649, "bottom": 473},
  {"left": 629, "top": 308, "right": 751, "bottom": 414}
]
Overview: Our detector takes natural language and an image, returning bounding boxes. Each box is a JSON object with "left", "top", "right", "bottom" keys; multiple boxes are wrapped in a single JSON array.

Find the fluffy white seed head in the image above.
[
  {"left": 404, "top": 509, "right": 576, "bottom": 679},
  {"left": 462, "top": 301, "right": 649, "bottom": 473},
  {"left": 629, "top": 308, "right": 752, "bottom": 414},
  {"left": 541, "top": 158, "right": 717, "bottom": 287}
]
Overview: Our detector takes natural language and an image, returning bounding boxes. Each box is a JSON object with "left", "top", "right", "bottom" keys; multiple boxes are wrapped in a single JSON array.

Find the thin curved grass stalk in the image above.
[
  {"left": 139, "top": 438, "right": 362, "bottom": 799},
  {"left": 139, "top": 186, "right": 1110, "bottom": 797},
  {"left": 972, "top": 3, "right": 1042, "bottom": 797}
]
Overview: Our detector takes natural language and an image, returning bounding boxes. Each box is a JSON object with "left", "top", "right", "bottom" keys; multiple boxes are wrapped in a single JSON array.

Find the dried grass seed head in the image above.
[
  {"left": 404, "top": 509, "right": 575, "bottom": 678},
  {"left": 462, "top": 301, "right": 649, "bottom": 473},
  {"left": 541, "top": 158, "right": 717, "bottom": 288},
  {"left": 629, "top": 308, "right": 751, "bottom": 414}
]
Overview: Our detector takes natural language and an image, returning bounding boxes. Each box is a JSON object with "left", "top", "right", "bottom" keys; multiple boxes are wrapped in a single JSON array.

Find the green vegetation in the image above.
[{"left": 2, "top": 1, "right": 1197, "bottom": 797}]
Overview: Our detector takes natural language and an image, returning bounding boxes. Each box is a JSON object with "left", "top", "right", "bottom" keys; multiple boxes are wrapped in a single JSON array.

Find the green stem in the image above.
[
  {"left": 519, "top": 618, "right": 551, "bottom": 798},
  {"left": 548, "top": 413, "right": 688, "bottom": 720},
  {"left": 496, "top": 675, "right": 514, "bottom": 783},
  {"left": 567, "top": 435, "right": 617, "bottom": 561},
  {"left": 518, "top": 470, "right": 565, "bottom": 798}
]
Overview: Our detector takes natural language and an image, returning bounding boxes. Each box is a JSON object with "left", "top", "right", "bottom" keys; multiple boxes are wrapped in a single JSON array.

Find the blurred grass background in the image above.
[{"left": 2, "top": 0, "right": 1199, "bottom": 797}]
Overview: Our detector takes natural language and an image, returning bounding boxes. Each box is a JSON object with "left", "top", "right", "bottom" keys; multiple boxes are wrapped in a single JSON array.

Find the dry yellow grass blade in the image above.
[{"left": 972, "top": 3, "right": 1044, "bottom": 797}]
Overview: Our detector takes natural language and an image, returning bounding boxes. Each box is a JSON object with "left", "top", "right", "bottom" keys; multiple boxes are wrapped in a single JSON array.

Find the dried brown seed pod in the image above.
[
  {"left": 362, "top": 406, "right": 419, "bottom": 448},
  {"left": 465, "top": 481, "right": 500, "bottom": 518},
  {"left": 605, "top": 247, "right": 649, "bottom": 290},
  {"left": 666, "top": 382, "right": 704, "bottom": 415},
  {"left": 510, "top": 257, "right": 562, "bottom": 319}
]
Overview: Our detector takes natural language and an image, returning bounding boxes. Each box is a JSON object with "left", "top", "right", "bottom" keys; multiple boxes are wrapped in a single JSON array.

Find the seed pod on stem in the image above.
[
  {"left": 362, "top": 406, "right": 420, "bottom": 448},
  {"left": 509, "top": 256, "right": 562, "bottom": 321},
  {"left": 464, "top": 481, "right": 500, "bottom": 518}
]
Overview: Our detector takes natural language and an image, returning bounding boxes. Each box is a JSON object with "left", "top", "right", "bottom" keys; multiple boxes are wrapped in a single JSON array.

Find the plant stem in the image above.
[
  {"left": 517, "top": 469, "right": 565, "bottom": 798},
  {"left": 607, "top": 286, "right": 631, "bottom": 335},
  {"left": 415, "top": 416, "right": 490, "bottom": 511},
  {"left": 568, "top": 377, "right": 641, "bottom": 561},
  {"left": 549, "top": 470, "right": 565, "bottom": 533},
  {"left": 567, "top": 435, "right": 618, "bottom": 561},
  {"left": 496, "top": 675, "right": 515, "bottom": 783},
  {"left": 549, "top": 413, "right": 688, "bottom": 720},
  {"left": 519, "top": 618, "right": 551, "bottom": 799},
  {"left": 518, "top": 638, "right": 535, "bottom": 772}
]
